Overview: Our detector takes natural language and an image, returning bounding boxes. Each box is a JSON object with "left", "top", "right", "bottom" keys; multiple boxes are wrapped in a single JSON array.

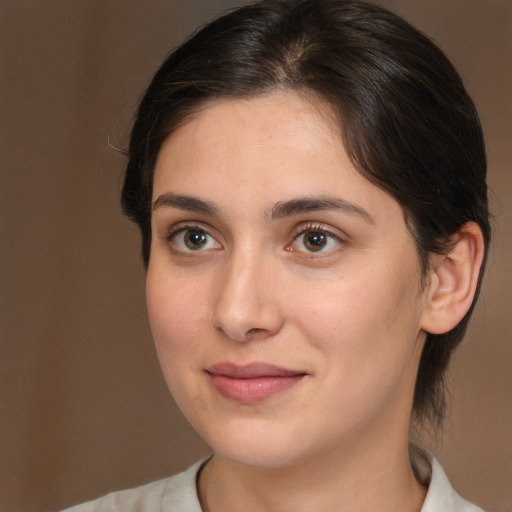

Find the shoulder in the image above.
[
  {"left": 61, "top": 459, "right": 207, "bottom": 512},
  {"left": 411, "top": 445, "right": 485, "bottom": 512}
]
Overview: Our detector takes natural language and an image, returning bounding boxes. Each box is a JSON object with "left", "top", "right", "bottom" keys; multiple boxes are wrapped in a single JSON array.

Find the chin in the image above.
[
  {"left": 215, "top": 442, "right": 303, "bottom": 469},
  {"left": 198, "top": 416, "right": 316, "bottom": 470}
]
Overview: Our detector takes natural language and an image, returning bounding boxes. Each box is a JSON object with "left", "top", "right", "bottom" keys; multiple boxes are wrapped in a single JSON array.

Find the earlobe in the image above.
[{"left": 420, "top": 222, "right": 485, "bottom": 335}]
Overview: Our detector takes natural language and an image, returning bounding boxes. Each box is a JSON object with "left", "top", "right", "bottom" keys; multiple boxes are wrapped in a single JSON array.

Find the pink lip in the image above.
[{"left": 206, "top": 362, "right": 306, "bottom": 404}]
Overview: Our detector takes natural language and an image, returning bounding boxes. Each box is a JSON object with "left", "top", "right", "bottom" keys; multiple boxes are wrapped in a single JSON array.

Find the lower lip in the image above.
[{"left": 208, "top": 374, "right": 305, "bottom": 404}]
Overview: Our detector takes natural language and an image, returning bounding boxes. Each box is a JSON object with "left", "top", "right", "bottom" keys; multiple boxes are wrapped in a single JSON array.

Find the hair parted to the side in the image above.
[{"left": 121, "top": 0, "right": 490, "bottom": 427}]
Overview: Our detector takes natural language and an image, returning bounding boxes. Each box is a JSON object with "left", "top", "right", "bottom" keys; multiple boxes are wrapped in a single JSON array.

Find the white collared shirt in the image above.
[{"left": 63, "top": 446, "right": 484, "bottom": 511}]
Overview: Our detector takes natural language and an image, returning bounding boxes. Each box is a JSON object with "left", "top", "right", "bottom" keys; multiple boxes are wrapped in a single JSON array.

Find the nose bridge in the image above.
[{"left": 212, "top": 242, "right": 283, "bottom": 342}]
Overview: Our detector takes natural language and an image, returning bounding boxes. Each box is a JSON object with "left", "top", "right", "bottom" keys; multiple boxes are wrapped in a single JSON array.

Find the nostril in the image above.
[
  {"left": 247, "top": 327, "right": 263, "bottom": 335},
  {"left": 240, "top": 326, "right": 279, "bottom": 342}
]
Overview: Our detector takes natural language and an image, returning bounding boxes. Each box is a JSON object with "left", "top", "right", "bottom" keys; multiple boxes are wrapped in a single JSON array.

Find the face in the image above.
[{"left": 147, "top": 93, "right": 429, "bottom": 469}]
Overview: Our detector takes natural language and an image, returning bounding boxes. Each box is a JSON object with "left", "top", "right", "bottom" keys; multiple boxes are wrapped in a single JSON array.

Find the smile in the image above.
[{"left": 206, "top": 362, "right": 307, "bottom": 404}]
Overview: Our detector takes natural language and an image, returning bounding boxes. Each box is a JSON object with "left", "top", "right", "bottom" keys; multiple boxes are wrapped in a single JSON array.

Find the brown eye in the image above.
[
  {"left": 170, "top": 227, "right": 221, "bottom": 252},
  {"left": 184, "top": 229, "right": 208, "bottom": 250},
  {"left": 303, "top": 231, "right": 327, "bottom": 252},
  {"left": 291, "top": 227, "right": 342, "bottom": 254}
]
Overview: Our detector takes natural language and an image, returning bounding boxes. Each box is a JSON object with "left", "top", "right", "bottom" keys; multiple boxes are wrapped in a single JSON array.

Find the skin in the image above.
[{"left": 146, "top": 93, "right": 437, "bottom": 512}]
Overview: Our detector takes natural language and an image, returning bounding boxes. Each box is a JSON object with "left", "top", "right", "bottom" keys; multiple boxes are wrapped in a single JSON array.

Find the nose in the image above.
[{"left": 211, "top": 250, "right": 284, "bottom": 343}]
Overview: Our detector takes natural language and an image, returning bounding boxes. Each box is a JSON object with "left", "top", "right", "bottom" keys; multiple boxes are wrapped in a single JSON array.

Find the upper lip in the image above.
[{"left": 207, "top": 362, "right": 305, "bottom": 379}]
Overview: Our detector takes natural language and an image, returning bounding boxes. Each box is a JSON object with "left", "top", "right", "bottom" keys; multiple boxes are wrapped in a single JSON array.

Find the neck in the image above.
[{"left": 198, "top": 429, "right": 427, "bottom": 512}]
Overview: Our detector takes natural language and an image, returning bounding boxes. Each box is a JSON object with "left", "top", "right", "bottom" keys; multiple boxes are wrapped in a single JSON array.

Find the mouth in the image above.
[{"left": 206, "top": 362, "right": 307, "bottom": 404}]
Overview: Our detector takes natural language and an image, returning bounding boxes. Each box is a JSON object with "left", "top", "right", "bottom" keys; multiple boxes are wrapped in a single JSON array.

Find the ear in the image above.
[{"left": 420, "top": 222, "right": 485, "bottom": 335}]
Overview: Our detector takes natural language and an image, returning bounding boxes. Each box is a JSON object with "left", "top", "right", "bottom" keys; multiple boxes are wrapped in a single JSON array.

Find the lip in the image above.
[{"left": 206, "top": 362, "right": 306, "bottom": 404}]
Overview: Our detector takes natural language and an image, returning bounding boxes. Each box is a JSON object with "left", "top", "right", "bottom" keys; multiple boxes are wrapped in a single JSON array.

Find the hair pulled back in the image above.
[{"left": 121, "top": 0, "right": 490, "bottom": 425}]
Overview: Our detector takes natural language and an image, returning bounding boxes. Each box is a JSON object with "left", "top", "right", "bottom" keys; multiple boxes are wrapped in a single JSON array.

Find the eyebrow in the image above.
[
  {"left": 152, "top": 193, "right": 220, "bottom": 216},
  {"left": 267, "top": 196, "right": 374, "bottom": 224},
  {"left": 152, "top": 193, "right": 374, "bottom": 224}
]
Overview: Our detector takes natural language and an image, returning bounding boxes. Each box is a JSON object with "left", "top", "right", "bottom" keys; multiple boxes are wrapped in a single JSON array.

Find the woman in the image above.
[{"left": 65, "top": 0, "right": 489, "bottom": 510}]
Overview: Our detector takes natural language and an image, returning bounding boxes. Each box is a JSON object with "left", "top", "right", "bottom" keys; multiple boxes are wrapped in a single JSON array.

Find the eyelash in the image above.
[
  {"left": 287, "top": 223, "right": 344, "bottom": 255},
  {"left": 164, "top": 222, "right": 344, "bottom": 255},
  {"left": 165, "top": 223, "right": 221, "bottom": 253}
]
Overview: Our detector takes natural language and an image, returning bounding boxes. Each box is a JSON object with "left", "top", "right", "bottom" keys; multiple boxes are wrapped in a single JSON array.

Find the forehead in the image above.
[
  {"left": 153, "top": 93, "right": 346, "bottom": 187},
  {"left": 160, "top": 93, "right": 340, "bottom": 158},
  {"left": 152, "top": 93, "right": 404, "bottom": 227}
]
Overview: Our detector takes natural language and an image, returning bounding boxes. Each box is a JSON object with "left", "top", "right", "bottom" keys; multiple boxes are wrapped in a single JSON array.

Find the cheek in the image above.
[
  {"left": 296, "top": 280, "right": 423, "bottom": 436},
  {"left": 297, "top": 262, "right": 424, "bottom": 381},
  {"left": 146, "top": 267, "right": 207, "bottom": 367},
  {"left": 146, "top": 269, "right": 213, "bottom": 415}
]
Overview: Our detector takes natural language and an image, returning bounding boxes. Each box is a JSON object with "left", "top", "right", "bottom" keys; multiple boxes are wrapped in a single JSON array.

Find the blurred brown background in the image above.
[{"left": 1, "top": 1, "right": 511, "bottom": 511}]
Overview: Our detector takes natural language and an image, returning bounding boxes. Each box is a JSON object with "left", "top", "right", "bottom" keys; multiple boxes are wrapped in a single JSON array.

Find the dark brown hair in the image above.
[{"left": 121, "top": 0, "right": 490, "bottom": 425}]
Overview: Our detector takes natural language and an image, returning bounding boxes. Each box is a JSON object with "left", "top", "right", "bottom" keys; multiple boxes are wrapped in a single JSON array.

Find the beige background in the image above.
[{"left": 1, "top": 1, "right": 511, "bottom": 511}]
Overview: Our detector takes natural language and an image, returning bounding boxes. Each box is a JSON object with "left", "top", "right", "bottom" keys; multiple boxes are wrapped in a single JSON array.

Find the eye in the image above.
[
  {"left": 169, "top": 227, "right": 221, "bottom": 252},
  {"left": 290, "top": 226, "right": 342, "bottom": 254}
]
